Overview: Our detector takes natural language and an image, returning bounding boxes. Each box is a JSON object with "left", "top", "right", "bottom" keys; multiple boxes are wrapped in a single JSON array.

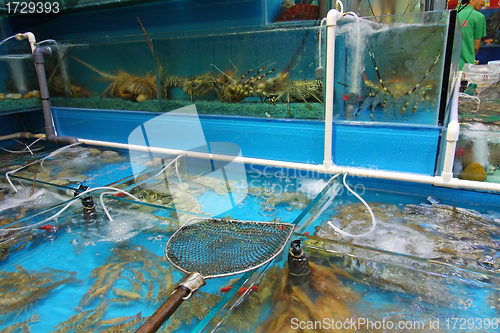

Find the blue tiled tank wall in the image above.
[{"left": 52, "top": 107, "right": 440, "bottom": 175}]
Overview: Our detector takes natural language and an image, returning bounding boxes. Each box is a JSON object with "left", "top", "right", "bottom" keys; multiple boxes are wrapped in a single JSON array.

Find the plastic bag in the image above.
[{"left": 462, "top": 63, "right": 500, "bottom": 95}]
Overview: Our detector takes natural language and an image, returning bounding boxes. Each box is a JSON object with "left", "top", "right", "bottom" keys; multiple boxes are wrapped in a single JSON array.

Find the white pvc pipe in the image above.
[
  {"left": 0, "top": 132, "right": 26, "bottom": 141},
  {"left": 2, "top": 132, "right": 500, "bottom": 192},
  {"left": 441, "top": 73, "right": 461, "bottom": 183},
  {"left": 323, "top": 9, "right": 344, "bottom": 169},
  {"left": 15, "top": 32, "right": 37, "bottom": 53},
  {"left": 63, "top": 138, "right": 500, "bottom": 192}
]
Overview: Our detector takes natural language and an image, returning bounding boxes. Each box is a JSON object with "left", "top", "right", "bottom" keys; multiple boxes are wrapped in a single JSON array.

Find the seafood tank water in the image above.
[
  {"left": 1, "top": 5, "right": 500, "bottom": 333},
  {"left": 0, "top": 142, "right": 336, "bottom": 332}
]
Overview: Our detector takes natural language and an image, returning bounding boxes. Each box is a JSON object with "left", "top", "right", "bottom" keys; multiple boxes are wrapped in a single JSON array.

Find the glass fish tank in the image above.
[
  {"left": 1, "top": 5, "right": 456, "bottom": 125},
  {"left": 334, "top": 10, "right": 454, "bottom": 125},
  {"left": 454, "top": 123, "right": 500, "bottom": 184},
  {"left": 29, "top": 10, "right": 454, "bottom": 126},
  {"left": 0, "top": 40, "right": 42, "bottom": 113},
  {"left": 206, "top": 233, "right": 500, "bottom": 333},
  {"left": 295, "top": 175, "right": 500, "bottom": 274},
  {"left": 0, "top": 142, "right": 334, "bottom": 332},
  {"left": 48, "top": 25, "right": 326, "bottom": 119}
]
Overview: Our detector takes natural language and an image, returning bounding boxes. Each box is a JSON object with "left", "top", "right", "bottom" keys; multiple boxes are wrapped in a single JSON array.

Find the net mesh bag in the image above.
[{"left": 166, "top": 218, "right": 294, "bottom": 278}]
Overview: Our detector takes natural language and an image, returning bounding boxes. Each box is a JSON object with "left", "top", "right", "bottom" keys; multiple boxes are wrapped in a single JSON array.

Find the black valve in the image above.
[
  {"left": 75, "top": 185, "right": 97, "bottom": 220},
  {"left": 288, "top": 239, "right": 310, "bottom": 285}
]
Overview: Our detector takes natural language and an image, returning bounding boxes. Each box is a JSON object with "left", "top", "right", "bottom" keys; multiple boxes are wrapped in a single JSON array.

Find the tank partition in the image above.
[
  {"left": 334, "top": 11, "right": 452, "bottom": 125},
  {"left": 103, "top": 154, "right": 335, "bottom": 226},
  {"left": 293, "top": 174, "right": 500, "bottom": 274},
  {"left": 0, "top": 35, "right": 41, "bottom": 113},
  {"left": 49, "top": 35, "right": 158, "bottom": 111},
  {"left": 51, "top": 24, "right": 326, "bottom": 118},
  {"left": 454, "top": 123, "right": 500, "bottom": 184},
  {"left": 0, "top": 143, "right": 152, "bottom": 190},
  {"left": 328, "top": 10, "right": 457, "bottom": 174},
  {"left": 157, "top": 25, "right": 325, "bottom": 119},
  {"left": 202, "top": 232, "right": 500, "bottom": 333},
  {"left": 0, "top": 190, "right": 234, "bottom": 333}
]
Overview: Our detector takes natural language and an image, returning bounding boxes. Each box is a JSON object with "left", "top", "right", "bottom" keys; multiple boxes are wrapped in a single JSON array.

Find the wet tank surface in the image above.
[
  {"left": 209, "top": 235, "right": 500, "bottom": 333},
  {"left": 0, "top": 144, "right": 333, "bottom": 332}
]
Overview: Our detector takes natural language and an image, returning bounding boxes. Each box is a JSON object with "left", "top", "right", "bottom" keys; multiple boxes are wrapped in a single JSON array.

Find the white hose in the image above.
[
  {"left": 0, "top": 35, "right": 18, "bottom": 47},
  {"left": 336, "top": 0, "right": 344, "bottom": 13},
  {"left": 318, "top": 18, "right": 327, "bottom": 69},
  {"left": 327, "top": 173, "right": 377, "bottom": 237},
  {"left": 0, "top": 186, "right": 140, "bottom": 239},
  {"left": 132, "top": 155, "right": 183, "bottom": 188},
  {"left": 0, "top": 138, "right": 44, "bottom": 154},
  {"left": 99, "top": 188, "right": 141, "bottom": 222},
  {"left": 5, "top": 142, "right": 81, "bottom": 192},
  {"left": 5, "top": 160, "right": 40, "bottom": 193},
  {"left": 40, "top": 142, "right": 81, "bottom": 169}
]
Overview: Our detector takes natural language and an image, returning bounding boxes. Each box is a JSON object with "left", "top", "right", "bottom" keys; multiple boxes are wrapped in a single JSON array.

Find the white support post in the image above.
[
  {"left": 323, "top": 9, "right": 344, "bottom": 169},
  {"left": 440, "top": 73, "right": 461, "bottom": 183}
]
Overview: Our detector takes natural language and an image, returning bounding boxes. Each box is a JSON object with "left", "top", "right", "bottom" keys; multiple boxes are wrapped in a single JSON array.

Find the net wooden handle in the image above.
[{"left": 135, "top": 286, "right": 190, "bottom": 333}]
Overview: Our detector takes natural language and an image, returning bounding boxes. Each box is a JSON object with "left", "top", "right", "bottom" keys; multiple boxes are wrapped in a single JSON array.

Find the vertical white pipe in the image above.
[
  {"left": 324, "top": 9, "right": 343, "bottom": 169},
  {"left": 441, "top": 72, "right": 461, "bottom": 183},
  {"left": 15, "top": 32, "right": 37, "bottom": 53}
]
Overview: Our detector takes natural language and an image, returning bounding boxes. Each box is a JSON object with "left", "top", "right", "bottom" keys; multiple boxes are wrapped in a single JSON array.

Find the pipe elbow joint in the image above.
[
  {"left": 327, "top": 9, "right": 343, "bottom": 26},
  {"left": 446, "top": 120, "right": 460, "bottom": 142},
  {"left": 33, "top": 46, "right": 52, "bottom": 64},
  {"left": 47, "top": 135, "right": 80, "bottom": 145}
]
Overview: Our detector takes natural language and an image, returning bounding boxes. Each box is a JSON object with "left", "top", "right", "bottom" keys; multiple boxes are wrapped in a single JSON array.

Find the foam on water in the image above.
[
  {"left": 299, "top": 178, "right": 328, "bottom": 199},
  {"left": 0, "top": 188, "right": 69, "bottom": 213},
  {"left": 329, "top": 218, "right": 438, "bottom": 258},
  {"left": 462, "top": 122, "right": 490, "bottom": 168},
  {"left": 99, "top": 209, "right": 158, "bottom": 243}
]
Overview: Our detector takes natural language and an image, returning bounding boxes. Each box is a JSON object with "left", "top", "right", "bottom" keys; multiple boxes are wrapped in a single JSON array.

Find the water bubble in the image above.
[
  {"left": 275, "top": 171, "right": 286, "bottom": 179},
  {"left": 258, "top": 190, "right": 275, "bottom": 200},
  {"left": 259, "top": 206, "right": 277, "bottom": 217},
  {"left": 45, "top": 235, "right": 56, "bottom": 242},
  {"left": 154, "top": 235, "right": 164, "bottom": 241},
  {"left": 464, "top": 298, "right": 473, "bottom": 308},
  {"left": 70, "top": 238, "right": 79, "bottom": 245},
  {"left": 290, "top": 202, "right": 306, "bottom": 209}
]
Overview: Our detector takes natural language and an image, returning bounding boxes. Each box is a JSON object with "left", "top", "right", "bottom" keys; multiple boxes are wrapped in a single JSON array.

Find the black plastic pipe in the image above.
[{"left": 33, "top": 46, "right": 79, "bottom": 145}]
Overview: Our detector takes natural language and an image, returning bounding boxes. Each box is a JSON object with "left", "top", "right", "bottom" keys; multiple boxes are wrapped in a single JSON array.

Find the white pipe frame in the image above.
[
  {"left": 1, "top": 11, "right": 498, "bottom": 193},
  {"left": 323, "top": 9, "right": 344, "bottom": 169},
  {"left": 3, "top": 127, "right": 500, "bottom": 193}
]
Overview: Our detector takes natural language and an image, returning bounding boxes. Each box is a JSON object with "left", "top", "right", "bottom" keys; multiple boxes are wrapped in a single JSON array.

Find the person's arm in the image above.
[{"left": 474, "top": 38, "right": 481, "bottom": 55}]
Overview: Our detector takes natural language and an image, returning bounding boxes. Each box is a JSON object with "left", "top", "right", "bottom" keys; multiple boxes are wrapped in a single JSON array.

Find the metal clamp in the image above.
[{"left": 176, "top": 272, "right": 206, "bottom": 300}]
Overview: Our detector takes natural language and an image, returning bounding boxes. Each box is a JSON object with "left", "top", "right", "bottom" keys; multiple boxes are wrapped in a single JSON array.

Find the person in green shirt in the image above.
[{"left": 457, "top": 0, "right": 486, "bottom": 70}]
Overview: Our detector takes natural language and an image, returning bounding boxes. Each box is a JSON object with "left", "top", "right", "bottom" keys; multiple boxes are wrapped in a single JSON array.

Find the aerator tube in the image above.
[{"left": 33, "top": 46, "right": 79, "bottom": 145}]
